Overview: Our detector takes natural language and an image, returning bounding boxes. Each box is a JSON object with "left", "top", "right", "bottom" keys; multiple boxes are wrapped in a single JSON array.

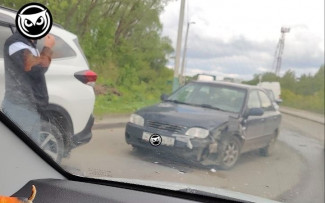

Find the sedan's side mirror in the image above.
[
  {"left": 160, "top": 94, "right": 168, "bottom": 101},
  {"left": 245, "top": 108, "right": 264, "bottom": 118}
]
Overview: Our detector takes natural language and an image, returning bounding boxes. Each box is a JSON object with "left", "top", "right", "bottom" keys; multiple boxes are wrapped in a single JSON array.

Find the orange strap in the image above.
[
  {"left": 0, "top": 197, "right": 21, "bottom": 203},
  {"left": 0, "top": 185, "right": 36, "bottom": 203}
]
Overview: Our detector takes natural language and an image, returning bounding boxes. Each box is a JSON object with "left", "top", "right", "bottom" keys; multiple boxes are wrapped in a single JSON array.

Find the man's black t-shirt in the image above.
[{"left": 3, "top": 32, "right": 50, "bottom": 109}]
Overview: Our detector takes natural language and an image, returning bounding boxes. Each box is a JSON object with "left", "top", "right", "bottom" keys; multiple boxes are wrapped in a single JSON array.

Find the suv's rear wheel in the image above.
[
  {"left": 260, "top": 132, "right": 277, "bottom": 156},
  {"left": 42, "top": 111, "right": 73, "bottom": 158},
  {"left": 39, "top": 120, "right": 64, "bottom": 163},
  {"left": 217, "top": 135, "right": 241, "bottom": 170}
]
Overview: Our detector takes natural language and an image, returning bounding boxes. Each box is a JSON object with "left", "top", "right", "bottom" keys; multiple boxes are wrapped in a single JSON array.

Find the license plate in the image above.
[
  {"left": 161, "top": 135, "right": 175, "bottom": 146},
  {"left": 142, "top": 132, "right": 151, "bottom": 140},
  {"left": 142, "top": 132, "right": 175, "bottom": 146}
]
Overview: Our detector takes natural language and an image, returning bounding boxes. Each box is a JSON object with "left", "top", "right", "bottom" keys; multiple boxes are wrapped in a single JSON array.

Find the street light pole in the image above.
[
  {"left": 180, "top": 21, "right": 195, "bottom": 85},
  {"left": 172, "top": 0, "right": 186, "bottom": 91}
]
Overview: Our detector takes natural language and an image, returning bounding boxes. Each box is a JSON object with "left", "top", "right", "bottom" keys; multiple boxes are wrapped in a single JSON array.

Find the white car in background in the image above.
[
  {"left": 0, "top": 6, "right": 97, "bottom": 162},
  {"left": 193, "top": 73, "right": 217, "bottom": 81},
  {"left": 257, "top": 82, "right": 282, "bottom": 104}
]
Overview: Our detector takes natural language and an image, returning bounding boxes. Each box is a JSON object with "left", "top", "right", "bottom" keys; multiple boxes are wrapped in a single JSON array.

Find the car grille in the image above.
[{"left": 146, "top": 120, "right": 186, "bottom": 134}]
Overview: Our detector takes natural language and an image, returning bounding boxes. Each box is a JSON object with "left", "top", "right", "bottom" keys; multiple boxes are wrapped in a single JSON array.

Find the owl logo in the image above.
[
  {"left": 16, "top": 3, "right": 53, "bottom": 39},
  {"left": 149, "top": 134, "right": 162, "bottom": 146}
]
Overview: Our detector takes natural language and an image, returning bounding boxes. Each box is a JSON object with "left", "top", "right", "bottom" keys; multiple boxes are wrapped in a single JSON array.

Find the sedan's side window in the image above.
[
  {"left": 0, "top": 25, "right": 13, "bottom": 58},
  {"left": 259, "top": 91, "right": 274, "bottom": 111},
  {"left": 247, "top": 91, "right": 261, "bottom": 109}
]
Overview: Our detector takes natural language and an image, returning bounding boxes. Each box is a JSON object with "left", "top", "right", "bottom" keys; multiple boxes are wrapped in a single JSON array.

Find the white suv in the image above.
[{"left": 0, "top": 6, "right": 96, "bottom": 162}]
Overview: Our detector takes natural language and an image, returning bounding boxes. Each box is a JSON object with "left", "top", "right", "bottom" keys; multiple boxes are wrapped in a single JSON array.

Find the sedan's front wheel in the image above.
[{"left": 217, "top": 135, "right": 241, "bottom": 170}]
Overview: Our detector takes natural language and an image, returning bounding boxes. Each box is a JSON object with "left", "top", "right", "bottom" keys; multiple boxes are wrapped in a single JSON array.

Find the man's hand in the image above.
[{"left": 44, "top": 34, "right": 55, "bottom": 49}]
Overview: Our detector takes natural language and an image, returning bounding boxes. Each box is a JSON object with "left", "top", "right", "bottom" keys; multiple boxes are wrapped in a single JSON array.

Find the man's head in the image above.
[
  {"left": 19, "top": 10, "right": 48, "bottom": 36},
  {"left": 15, "top": 3, "right": 53, "bottom": 39}
]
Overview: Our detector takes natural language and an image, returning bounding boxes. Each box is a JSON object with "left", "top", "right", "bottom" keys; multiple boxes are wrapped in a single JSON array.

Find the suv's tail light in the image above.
[{"left": 74, "top": 70, "right": 97, "bottom": 87}]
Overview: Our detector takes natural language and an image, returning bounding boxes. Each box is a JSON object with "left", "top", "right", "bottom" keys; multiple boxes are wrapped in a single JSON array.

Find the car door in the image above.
[
  {"left": 241, "top": 90, "right": 265, "bottom": 152},
  {"left": 258, "top": 90, "right": 281, "bottom": 143},
  {"left": 0, "top": 23, "right": 14, "bottom": 104}
]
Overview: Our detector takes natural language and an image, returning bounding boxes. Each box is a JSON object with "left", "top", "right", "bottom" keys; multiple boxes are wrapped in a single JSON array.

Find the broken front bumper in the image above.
[{"left": 125, "top": 122, "right": 218, "bottom": 163}]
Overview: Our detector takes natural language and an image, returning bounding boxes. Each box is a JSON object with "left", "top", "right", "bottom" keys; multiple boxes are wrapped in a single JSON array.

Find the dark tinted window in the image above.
[
  {"left": 247, "top": 90, "right": 261, "bottom": 109},
  {"left": 0, "top": 25, "right": 12, "bottom": 58},
  {"left": 37, "top": 35, "right": 76, "bottom": 59}
]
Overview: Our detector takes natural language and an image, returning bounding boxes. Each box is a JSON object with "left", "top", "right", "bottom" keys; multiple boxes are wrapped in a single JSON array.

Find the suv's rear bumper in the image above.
[{"left": 72, "top": 114, "right": 94, "bottom": 147}]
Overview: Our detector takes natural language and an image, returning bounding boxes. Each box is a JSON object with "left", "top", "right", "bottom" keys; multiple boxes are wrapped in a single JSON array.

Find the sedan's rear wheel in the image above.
[
  {"left": 217, "top": 135, "right": 241, "bottom": 170},
  {"left": 260, "top": 134, "right": 277, "bottom": 156}
]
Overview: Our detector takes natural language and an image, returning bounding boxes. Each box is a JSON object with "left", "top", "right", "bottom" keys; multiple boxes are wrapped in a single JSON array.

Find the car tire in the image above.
[
  {"left": 39, "top": 120, "right": 64, "bottom": 163},
  {"left": 132, "top": 145, "right": 146, "bottom": 153},
  {"left": 217, "top": 135, "right": 241, "bottom": 170},
  {"left": 44, "top": 111, "right": 74, "bottom": 158},
  {"left": 260, "top": 134, "right": 277, "bottom": 157}
]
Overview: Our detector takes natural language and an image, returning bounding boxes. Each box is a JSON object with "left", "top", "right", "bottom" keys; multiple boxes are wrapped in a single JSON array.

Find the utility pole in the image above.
[
  {"left": 273, "top": 27, "right": 290, "bottom": 76},
  {"left": 172, "top": 0, "right": 186, "bottom": 91},
  {"left": 180, "top": 21, "right": 195, "bottom": 85}
]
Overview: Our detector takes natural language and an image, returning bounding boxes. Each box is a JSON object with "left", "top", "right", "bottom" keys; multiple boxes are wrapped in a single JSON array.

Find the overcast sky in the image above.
[{"left": 160, "top": 0, "right": 324, "bottom": 80}]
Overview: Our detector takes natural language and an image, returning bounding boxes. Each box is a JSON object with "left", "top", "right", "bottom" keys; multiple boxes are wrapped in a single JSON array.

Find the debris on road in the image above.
[{"left": 210, "top": 168, "right": 217, "bottom": 173}]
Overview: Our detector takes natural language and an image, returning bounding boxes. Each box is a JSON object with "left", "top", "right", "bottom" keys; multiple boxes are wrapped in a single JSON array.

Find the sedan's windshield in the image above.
[{"left": 167, "top": 83, "right": 246, "bottom": 113}]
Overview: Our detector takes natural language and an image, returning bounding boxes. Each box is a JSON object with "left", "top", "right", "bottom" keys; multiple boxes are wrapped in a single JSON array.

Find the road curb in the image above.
[
  {"left": 93, "top": 122, "right": 126, "bottom": 130},
  {"left": 280, "top": 110, "right": 324, "bottom": 125}
]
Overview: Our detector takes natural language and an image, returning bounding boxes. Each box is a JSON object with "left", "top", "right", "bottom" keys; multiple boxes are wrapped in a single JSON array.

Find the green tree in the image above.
[
  {"left": 261, "top": 72, "right": 279, "bottom": 82},
  {"left": 243, "top": 65, "right": 324, "bottom": 113},
  {"left": 280, "top": 70, "right": 296, "bottom": 91}
]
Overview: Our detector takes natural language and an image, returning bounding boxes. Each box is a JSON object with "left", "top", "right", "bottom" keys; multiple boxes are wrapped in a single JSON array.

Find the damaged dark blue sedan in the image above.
[{"left": 125, "top": 81, "right": 281, "bottom": 169}]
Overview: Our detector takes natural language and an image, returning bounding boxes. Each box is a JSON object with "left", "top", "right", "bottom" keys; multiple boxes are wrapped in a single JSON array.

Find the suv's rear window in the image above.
[{"left": 37, "top": 35, "right": 76, "bottom": 59}]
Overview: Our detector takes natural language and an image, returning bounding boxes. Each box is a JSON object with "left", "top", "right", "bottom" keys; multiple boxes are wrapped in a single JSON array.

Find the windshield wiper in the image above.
[
  {"left": 198, "top": 104, "right": 228, "bottom": 112},
  {"left": 166, "top": 101, "right": 232, "bottom": 112},
  {"left": 165, "top": 99, "right": 188, "bottom": 105}
]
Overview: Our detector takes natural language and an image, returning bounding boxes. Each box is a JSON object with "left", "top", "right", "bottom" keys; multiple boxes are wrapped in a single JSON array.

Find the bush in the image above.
[{"left": 282, "top": 89, "right": 324, "bottom": 114}]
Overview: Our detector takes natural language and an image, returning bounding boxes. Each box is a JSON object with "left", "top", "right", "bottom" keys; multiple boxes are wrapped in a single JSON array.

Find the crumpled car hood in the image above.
[{"left": 137, "top": 102, "right": 237, "bottom": 130}]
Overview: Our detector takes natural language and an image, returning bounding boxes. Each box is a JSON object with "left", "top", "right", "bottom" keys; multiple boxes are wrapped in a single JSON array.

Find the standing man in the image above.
[{"left": 2, "top": 31, "right": 55, "bottom": 143}]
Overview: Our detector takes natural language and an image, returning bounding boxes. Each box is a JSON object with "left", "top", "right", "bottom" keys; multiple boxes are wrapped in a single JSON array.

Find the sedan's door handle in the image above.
[
  {"left": 260, "top": 118, "right": 265, "bottom": 122},
  {"left": 273, "top": 117, "right": 278, "bottom": 120}
]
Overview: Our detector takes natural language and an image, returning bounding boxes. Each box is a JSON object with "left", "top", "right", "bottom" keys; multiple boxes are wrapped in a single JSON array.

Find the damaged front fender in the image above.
[{"left": 200, "top": 115, "right": 246, "bottom": 166}]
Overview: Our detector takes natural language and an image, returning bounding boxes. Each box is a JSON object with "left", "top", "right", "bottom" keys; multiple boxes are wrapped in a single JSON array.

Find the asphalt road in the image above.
[
  {"left": 62, "top": 114, "right": 324, "bottom": 202},
  {"left": 277, "top": 114, "right": 324, "bottom": 203}
]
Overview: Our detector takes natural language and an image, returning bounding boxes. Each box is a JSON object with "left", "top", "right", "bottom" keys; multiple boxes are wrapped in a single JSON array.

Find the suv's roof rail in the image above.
[
  {"left": 0, "top": 5, "right": 64, "bottom": 28},
  {"left": 0, "top": 5, "right": 16, "bottom": 13}
]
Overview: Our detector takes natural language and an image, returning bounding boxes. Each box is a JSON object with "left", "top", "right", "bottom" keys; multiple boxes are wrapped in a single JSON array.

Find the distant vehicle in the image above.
[
  {"left": 193, "top": 74, "right": 216, "bottom": 81},
  {"left": 223, "top": 77, "right": 242, "bottom": 83},
  {"left": 257, "top": 82, "right": 282, "bottom": 104},
  {"left": 125, "top": 81, "right": 282, "bottom": 170},
  {"left": 0, "top": 7, "right": 96, "bottom": 162}
]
